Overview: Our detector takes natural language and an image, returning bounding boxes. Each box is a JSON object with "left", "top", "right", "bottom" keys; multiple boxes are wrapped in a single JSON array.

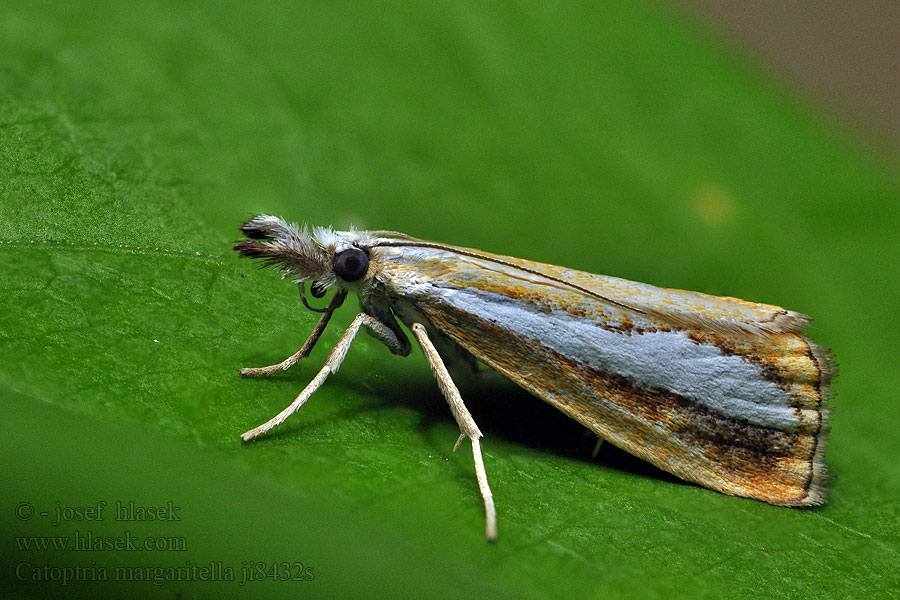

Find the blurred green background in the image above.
[{"left": 2, "top": 1, "right": 898, "bottom": 598}]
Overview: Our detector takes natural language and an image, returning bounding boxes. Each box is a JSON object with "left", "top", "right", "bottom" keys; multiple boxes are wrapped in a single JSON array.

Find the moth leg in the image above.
[
  {"left": 410, "top": 323, "right": 498, "bottom": 543},
  {"left": 592, "top": 437, "right": 605, "bottom": 459},
  {"left": 240, "top": 289, "right": 347, "bottom": 377},
  {"left": 241, "top": 311, "right": 405, "bottom": 442}
]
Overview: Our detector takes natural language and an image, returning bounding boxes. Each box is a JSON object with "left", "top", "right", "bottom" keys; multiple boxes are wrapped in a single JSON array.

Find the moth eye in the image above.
[{"left": 333, "top": 248, "right": 369, "bottom": 282}]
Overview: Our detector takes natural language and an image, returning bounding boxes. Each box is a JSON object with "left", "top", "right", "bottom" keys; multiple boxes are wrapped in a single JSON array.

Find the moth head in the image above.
[{"left": 234, "top": 215, "right": 373, "bottom": 293}]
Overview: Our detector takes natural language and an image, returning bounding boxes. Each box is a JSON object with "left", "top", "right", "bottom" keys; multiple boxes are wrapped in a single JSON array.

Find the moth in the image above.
[{"left": 234, "top": 215, "right": 834, "bottom": 541}]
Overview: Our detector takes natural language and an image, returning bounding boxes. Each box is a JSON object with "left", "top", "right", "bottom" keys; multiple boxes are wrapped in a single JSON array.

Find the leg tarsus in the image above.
[
  {"left": 470, "top": 436, "right": 497, "bottom": 542},
  {"left": 240, "top": 347, "right": 308, "bottom": 378}
]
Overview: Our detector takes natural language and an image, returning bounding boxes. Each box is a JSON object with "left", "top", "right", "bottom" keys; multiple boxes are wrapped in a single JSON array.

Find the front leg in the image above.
[
  {"left": 241, "top": 311, "right": 407, "bottom": 442},
  {"left": 239, "top": 289, "right": 347, "bottom": 377}
]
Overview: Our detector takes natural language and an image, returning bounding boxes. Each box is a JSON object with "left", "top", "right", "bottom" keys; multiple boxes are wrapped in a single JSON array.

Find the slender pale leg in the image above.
[
  {"left": 592, "top": 437, "right": 605, "bottom": 459},
  {"left": 411, "top": 323, "right": 497, "bottom": 543},
  {"left": 240, "top": 290, "right": 347, "bottom": 378},
  {"left": 241, "top": 312, "right": 406, "bottom": 442},
  {"left": 240, "top": 309, "right": 498, "bottom": 541}
]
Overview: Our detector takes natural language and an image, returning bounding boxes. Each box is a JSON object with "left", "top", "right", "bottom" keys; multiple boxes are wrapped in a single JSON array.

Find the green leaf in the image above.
[{"left": 2, "top": 1, "right": 898, "bottom": 598}]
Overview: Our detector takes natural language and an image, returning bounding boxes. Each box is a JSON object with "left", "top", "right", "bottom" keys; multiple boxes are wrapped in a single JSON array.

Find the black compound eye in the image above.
[{"left": 333, "top": 248, "right": 369, "bottom": 282}]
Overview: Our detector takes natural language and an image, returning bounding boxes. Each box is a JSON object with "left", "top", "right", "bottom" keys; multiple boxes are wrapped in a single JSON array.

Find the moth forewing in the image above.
[
  {"left": 371, "top": 240, "right": 832, "bottom": 507},
  {"left": 235, "top": 215, "right": 834, "bottom": 542}
]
